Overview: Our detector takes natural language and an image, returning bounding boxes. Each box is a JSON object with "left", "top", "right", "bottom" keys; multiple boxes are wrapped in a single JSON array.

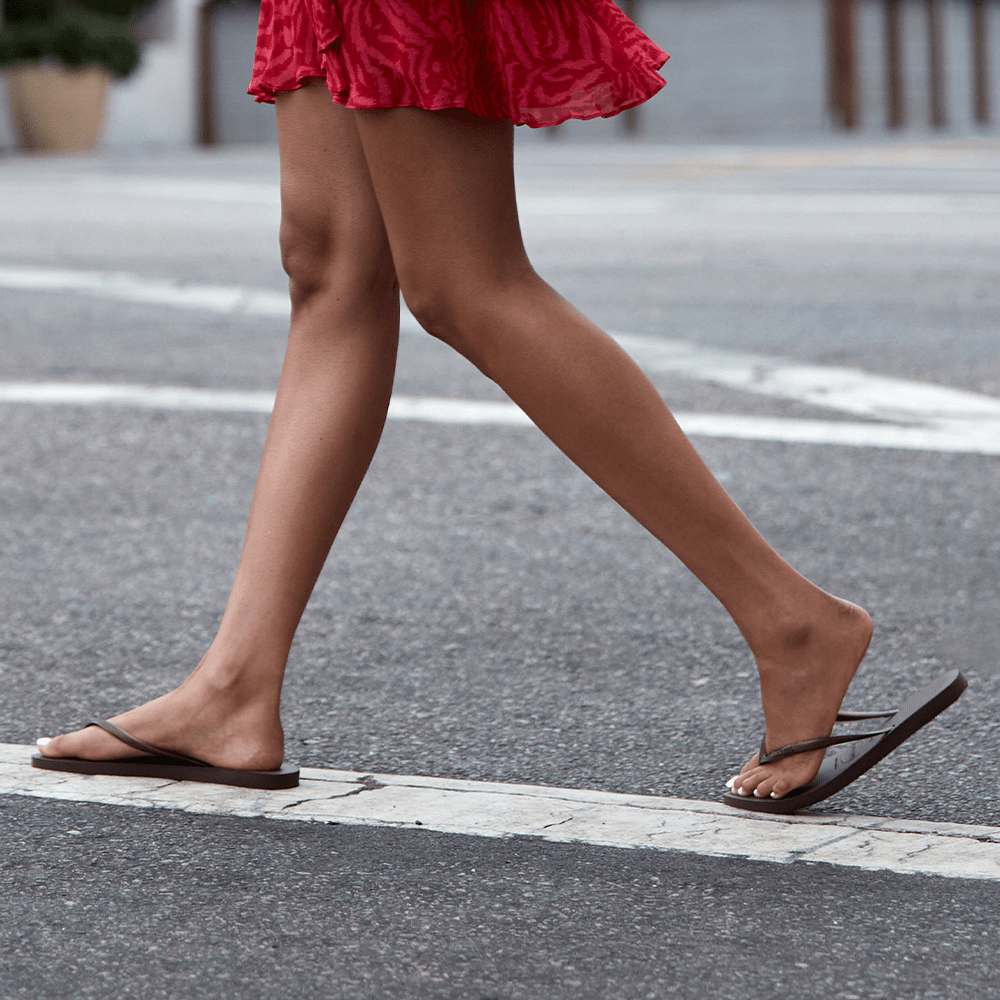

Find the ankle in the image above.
[
  {"left": 185, "top": 652, "right": 284, "bottom": 710},
  {"left": 747, "top": 596, "right": 872, "bottom": 672}
]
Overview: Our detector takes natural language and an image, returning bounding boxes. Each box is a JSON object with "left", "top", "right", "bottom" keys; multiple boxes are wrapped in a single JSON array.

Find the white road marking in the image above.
[
  {"left": 669, "top": 413, "right": 1000, "bottom": 454},
  {"left": 615, "top": 334, "right": 1000, "bottom": 456},
  {"left": 615, "top": 334, "right": 1000, "bottom": 422},
  {"left": 52, "top": 176, "right": 281, "bottom": 205},
  {"left": 10, "top": 177, "right": 1000, "bottom": 216},
  {"left": 2, "top": 264, "right": 999, "bottom": 454},
  {"left": 0, "top": 380, "right": 277, "bottom": 413},
  {"left": 2, "top": 745, "right": 997, "bottom": 881},
  {"left": 519, "top": 192, "right": 1000, "bottom": 217},
  {"left": 387, "top": 395, "right": 530, "bottom": 426},
  {"left": 2, "top": 380, "right": 999, "bottom": 454},
  {"left": 0, "top": 264, "right": 290, "bottom": 317}
]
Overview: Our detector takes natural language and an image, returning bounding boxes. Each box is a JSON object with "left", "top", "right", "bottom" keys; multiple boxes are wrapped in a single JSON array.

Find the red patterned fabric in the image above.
[{"left": 249, "top": 0, "right": 668, "bottom": 128}]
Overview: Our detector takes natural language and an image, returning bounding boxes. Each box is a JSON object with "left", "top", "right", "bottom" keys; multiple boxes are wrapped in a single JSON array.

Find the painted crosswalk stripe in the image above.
[
  {"left": 0, "top": 264, "right": 291, "bottom": 317},
  {"left": 2, "top": 745, "right": 997, "bottom": 882},
  {"left": 11, "top": 176, "right": 1000, "bottom": 216},
  {"left": 2, "top": 263, "right": 999, "bottom": 455},
  {"left": 1, "top": 381, "right": 998, "bottom": 455}
]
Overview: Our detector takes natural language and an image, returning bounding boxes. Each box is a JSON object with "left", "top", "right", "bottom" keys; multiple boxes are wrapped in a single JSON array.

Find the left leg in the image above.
[
  {"left": 38, "top": 88, "right": 400, "bottom": 771},
  {"left": 352, "top": 107, "right": 872, "bottom": 800}
]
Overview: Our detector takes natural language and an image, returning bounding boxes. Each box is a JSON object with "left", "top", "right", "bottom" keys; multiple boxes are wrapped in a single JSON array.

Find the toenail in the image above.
[
  {"left": 770, "top": 792, "right": 778, "bottom": 798},
  {"left": 36, "top": 738, "right": 51, "bottom": 747},
  {"left": 737, "top": 786, "right": 748, "bottom": 796},
  {"left": 725, "top": 777, "right": 735, "bottom": 789}
]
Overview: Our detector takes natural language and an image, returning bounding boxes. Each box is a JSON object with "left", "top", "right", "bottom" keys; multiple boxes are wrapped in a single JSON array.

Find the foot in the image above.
[
  {"left": 35, "top": 668, "right": 285, "bottom": 773},
  {"left": 728, "top": 597, "right": 874, "bottom": 801}
]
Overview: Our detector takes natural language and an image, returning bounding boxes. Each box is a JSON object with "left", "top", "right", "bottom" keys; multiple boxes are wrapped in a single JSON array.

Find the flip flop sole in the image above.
[
  {"left": 723, "top": 669, "right": 967, "bottom": 814},
  {"left": 31, "top": 753, "right": 299, "bottom": 790}
]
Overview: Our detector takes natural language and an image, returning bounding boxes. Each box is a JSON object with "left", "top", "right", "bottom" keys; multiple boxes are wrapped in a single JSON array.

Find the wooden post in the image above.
[
  {"left": 971, "top": 0, "right": 991, "bottom": 125},
  {"left": 197, "top": 0, "right": 217, "bottom": 145},
  {"left": 885, "top": 0, "right": 905, "bottom": 128},
  {"left": 827, "top": 0, "right": 858, "bottom": 129},
  {"left": 620, "top": 0, "right": 640, "bottom": 135},
  {"left": 926, "top": 0, "right": 946, "bottom": 128}
]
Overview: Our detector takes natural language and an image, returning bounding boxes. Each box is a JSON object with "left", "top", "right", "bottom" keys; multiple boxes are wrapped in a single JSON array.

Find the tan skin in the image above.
[{"left": 39, "top": 83, "right": 873, "bottom": 800}]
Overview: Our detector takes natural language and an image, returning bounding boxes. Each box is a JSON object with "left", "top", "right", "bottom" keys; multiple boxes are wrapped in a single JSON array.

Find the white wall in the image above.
[
  {"left": 2, "top": 0, "right": 997, "bottom": 152},
  {"left": 0, "top": 0, "right": 200, "bottom": 151},
  {"left": 101, "top": 0, "right": 200, "bottom": 147}
]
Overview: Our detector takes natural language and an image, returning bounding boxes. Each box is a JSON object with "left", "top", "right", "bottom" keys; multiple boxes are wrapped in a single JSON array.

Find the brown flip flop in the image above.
[
  {"left": 31, "top": 719, "right": 299, "bottom": 790},
  {"left": 723, "top": 669, "right": 967, "bottom": 814}
]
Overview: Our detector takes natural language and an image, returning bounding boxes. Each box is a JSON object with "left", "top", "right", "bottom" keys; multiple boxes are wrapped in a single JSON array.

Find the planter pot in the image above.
[{"left": 5, "top": 62, "right": 110, "bottom": 152}]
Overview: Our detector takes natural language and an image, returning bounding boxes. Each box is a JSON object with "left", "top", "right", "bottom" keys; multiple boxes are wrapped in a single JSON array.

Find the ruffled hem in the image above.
[{"left": 248, "top": 0, "right": 668, "bottom": 129}]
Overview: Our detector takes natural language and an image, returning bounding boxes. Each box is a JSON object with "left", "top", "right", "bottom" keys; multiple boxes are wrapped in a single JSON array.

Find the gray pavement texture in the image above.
[
  {"left": 1, "top": 136, "right": 1000, "bottom": 997},
  {"left": 4, "top": 795, "right": 999, "bottom": 1000}
]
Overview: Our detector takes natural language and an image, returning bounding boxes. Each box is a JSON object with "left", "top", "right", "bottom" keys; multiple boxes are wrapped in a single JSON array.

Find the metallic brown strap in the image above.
[
  {"left": 88, "top": 720, "right": 212, "bottom": 767},
  {"left": 836, "top": 709, "right": 896, "bottom": 721},
  {"left": 758, "top": 726, "right": 893, "bottom": 766}
]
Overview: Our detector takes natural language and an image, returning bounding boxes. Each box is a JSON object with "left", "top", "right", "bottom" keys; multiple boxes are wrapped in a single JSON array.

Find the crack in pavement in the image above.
[
  {"left": 541, "top": 816, "right": 575, "bottom": 831},
  {"left": 281, "top": 774, "right": 386, "bottom": 810}
]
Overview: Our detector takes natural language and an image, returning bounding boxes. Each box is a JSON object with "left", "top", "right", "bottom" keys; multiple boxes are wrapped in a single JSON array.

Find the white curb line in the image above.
[{"left": 3, "top": 745, "right": 998, "bottom": 882}]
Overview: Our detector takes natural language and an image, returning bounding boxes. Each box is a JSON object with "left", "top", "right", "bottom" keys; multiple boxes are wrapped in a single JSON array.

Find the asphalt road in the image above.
[{"left": 1, "top": 135, "right": 999, "bottom": 998}]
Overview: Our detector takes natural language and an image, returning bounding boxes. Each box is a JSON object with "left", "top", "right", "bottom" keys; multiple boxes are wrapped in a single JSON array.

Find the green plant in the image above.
[{"left": 0, "top": 0, "right": 149, "bottom": 77}]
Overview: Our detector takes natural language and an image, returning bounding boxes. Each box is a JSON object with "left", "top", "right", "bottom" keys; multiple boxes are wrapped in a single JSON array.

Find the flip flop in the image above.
[
  {"left": 723, "top": 669, "right": 967, "bottom": 814},
  {"left": 31, "top": 719, "right": 299, "bottom": 790}
]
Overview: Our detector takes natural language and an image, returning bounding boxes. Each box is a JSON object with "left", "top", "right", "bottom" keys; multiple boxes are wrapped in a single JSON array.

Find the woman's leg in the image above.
[
  {"left": 351, "top": 107, "right": 873, "bottom": 800},
  {"left": 39, "top": 84, "right": 399, "bottom": 770}
]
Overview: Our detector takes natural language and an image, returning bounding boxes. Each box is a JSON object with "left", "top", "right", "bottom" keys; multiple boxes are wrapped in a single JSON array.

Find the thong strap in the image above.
[
  {"left": 88, "top": 719, "right": 212, "bottom": 767},
  {"left": 758, "top": 726, "right": 892, "bottom": 766},
  {"left": 758, "top": 704, "right": 898, "bottom": 765},
  {"left": 835, "top": 709, "right": 896, "bottom": 721}
]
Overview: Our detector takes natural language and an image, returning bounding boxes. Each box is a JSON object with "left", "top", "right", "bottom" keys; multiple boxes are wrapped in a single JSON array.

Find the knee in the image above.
[
  {"left": 400, "top": 262, "right": 536, "bottom": 363},
  {"left": 400, "top": 279, "right": 461, "bottom": 347},
  {"left": 279, "top": 201, "right": 397, "bottom": 313},
  {"left": 399, "top": 261, "right": 543, "bottom": 378}
]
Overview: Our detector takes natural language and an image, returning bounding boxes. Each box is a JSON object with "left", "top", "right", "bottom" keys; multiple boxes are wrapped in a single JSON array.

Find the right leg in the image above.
[
  {"left": 350, "top": 106, "right": 874, "bottom": 801},
  {"left": 39, "top": 83, "right": 398, "bottom": 769}
]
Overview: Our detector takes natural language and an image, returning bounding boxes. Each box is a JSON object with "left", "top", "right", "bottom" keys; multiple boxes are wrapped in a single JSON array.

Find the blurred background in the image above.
[{"left": 1, "top": 0, "right": 998, "bottom": 152}]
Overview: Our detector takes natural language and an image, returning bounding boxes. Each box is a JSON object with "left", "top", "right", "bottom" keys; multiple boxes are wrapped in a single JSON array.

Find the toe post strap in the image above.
[
  {"left": 758, "top": 726, "right": 892, "bottom": 766},
  {"left": 759, "top": 704, "right": 898, "bottom": 765},
  {"left": 836, "top": 709, "right": 896, "bottom": 721},
  {"left": 88, "top": 720, "right": 212, "bottom": 767}
]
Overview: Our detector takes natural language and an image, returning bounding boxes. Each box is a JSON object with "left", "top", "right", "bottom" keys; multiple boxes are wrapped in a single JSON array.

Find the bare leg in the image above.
[
  {"left": 349, "top": 107, "right": 873, "bottom": 800},
  {"left": 42, "top": 101, "right": 872, "bottom": 800},
  {"left": 40, "top": 85, "right": 399, "bottom": 770}
]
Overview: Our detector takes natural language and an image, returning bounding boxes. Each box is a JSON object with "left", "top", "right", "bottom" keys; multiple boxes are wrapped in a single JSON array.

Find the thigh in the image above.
[
  {"left": 350, "top": 107, "right": 532, "bottom": 308},
  {"left": 275, "top": 82, "right": 396, "bottom": 301}
]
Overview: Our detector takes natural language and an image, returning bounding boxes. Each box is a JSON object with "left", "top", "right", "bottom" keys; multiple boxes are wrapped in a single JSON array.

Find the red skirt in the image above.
[{"left": 249, "top": 0, "right": 668, "bottom": 129}]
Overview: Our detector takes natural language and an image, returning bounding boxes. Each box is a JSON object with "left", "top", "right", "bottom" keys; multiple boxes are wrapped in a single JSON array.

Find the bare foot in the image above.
[
  {"left": 728, "top": 597, "right": 874, "bottom": 801},
  {"left": 35, "top": 667, "right": 286, "bottom": 772}
]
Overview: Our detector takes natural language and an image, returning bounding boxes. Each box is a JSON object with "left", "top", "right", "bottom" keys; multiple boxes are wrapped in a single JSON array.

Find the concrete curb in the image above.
[{"left": 4, "top": 745, "right": 998, "bottom": 881}]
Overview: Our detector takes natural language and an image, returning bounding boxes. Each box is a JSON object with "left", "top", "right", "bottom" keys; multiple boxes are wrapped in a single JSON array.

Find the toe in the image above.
[
  {"left": 37, "top": 726, "right": 123, "bottom": 761},
  {"left": 728, "top": 754, "right": 764, "bottom": 793},
  {"left": 37, "top": 733, "right": 68, "bottom": 758},
  {"left": 731, "top": 767, "right": 765, "bottom": 797},
  {"left": 751, "top": 773, "right": 780, "bottom": 798},
  {"left": 764, "top": 772, "right": 801, "bottom": 801},
  {"left": 37, "top": 731, "right": 86, "bottom": 758}
]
